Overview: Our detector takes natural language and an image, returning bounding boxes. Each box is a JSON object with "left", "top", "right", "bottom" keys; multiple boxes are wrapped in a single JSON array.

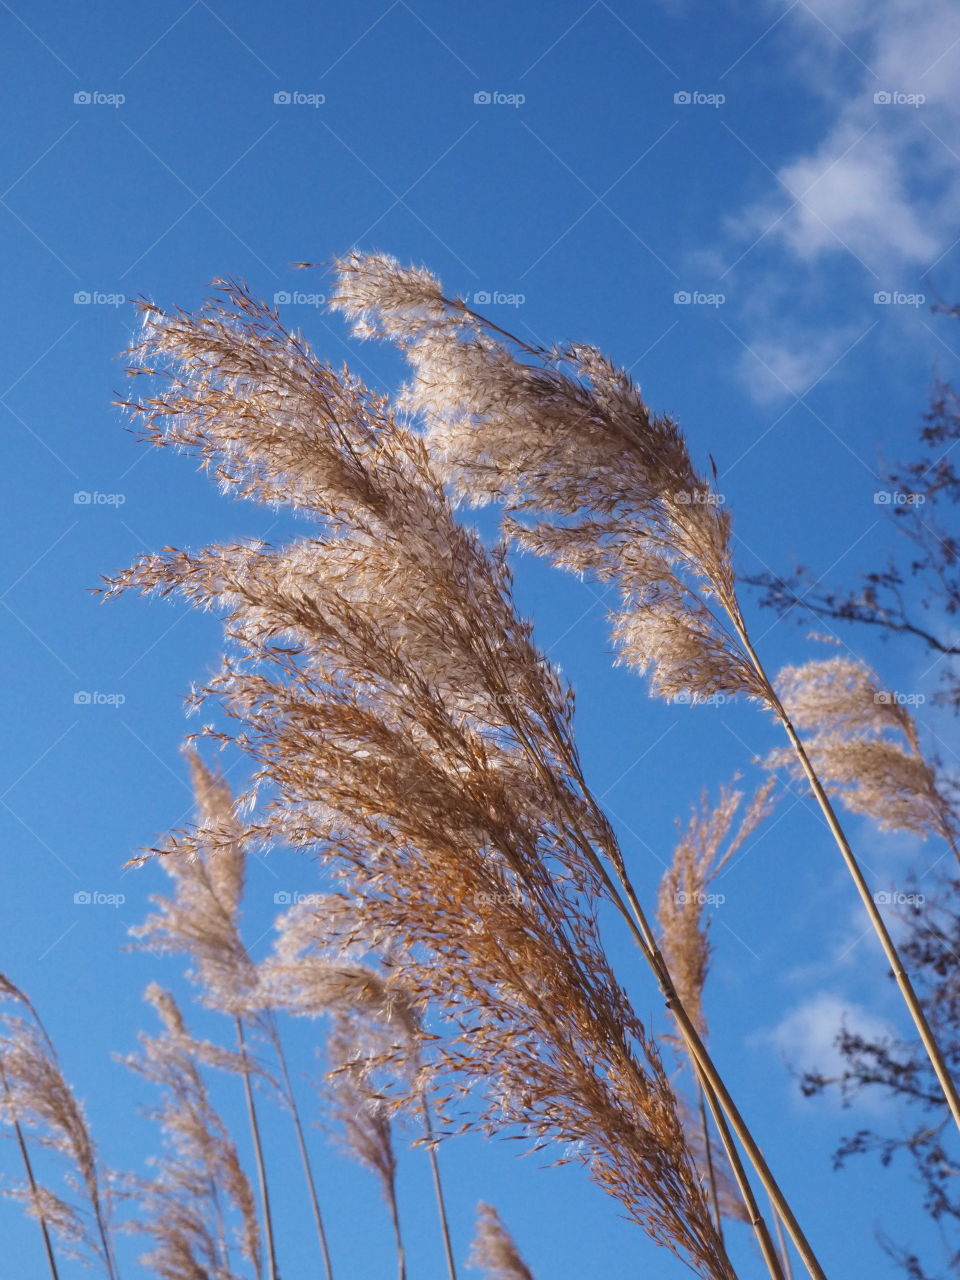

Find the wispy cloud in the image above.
[
  {"left": 720, "top": 0, "right": 960, "bottom": 404},
  {"left": 736, "top": 0, "right": 960, "bottom": 271},
  {"left": 758, "top": 991, "right": 895, "bottom": 1106}
]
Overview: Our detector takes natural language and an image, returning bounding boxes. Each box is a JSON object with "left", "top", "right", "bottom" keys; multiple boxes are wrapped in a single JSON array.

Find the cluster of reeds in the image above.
[
  {"left": 0, "top": 754, "right": 509, "bottom": 1280},
  {"left": 3, "top": 254, "right": 958, "bottom": 1280},
  {"left": 327, "top": 249, "right": 960, "bottom": 1141},
  {"left": 103, "top": 281, "right": 743, "bottom": 1279}
]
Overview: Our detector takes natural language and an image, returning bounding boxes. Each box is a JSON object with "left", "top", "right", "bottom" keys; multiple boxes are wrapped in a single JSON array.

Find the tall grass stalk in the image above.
[
  {"left": 421, "top": 1092, "right": 457, "bottom": 1280},
  {"left": 1, "top": 1065, "right": 60, "bottom": 1280},
  {"left": 236, "top": 1017, "right": 279, "bottom": 1280},
  {"left": 272, "top": 1030, "right": 335, "bottom": 1280},
  {"left": 728, "top": 621, "right": 960, "bottom": 1135}
]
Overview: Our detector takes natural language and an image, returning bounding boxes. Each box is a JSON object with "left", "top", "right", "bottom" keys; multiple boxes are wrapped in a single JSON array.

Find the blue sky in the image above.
[{"left": 1, "top": 1, "right": 959, "bottom": 1276}]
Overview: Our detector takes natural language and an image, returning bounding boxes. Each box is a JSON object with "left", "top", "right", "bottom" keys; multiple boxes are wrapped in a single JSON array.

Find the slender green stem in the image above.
[{"left": 236, "top": 1017, "right": 278, "bottom": 1280}]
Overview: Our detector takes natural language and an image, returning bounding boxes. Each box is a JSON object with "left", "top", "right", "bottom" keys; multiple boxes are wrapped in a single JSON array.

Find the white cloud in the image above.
[
  {"left": 735, "top": 0, "right": 960, "bottom": 271},
  {"left": 735, "top": 324, "right": 863, "bottom": 404},
  {"left": 721, "top": 0, "right": 960, "bottom": 404},
  {"left": 773, "top": 130, "right": 939, "bottom": 265},
  {"left": 761, "top": 992, "right": 895, "bottom": 1094}
]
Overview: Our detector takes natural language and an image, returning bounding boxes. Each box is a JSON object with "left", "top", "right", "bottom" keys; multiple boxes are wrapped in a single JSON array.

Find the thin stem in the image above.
[
  {"left": 421, "top": 1092, "right": 457, "bottom": 1280},
  {"left": 731, "top": 619, "right": 960, "bottom": 1136},
  {"left": 2, "top": 1067, "right": 60, "bottom": 1280},
  {"left": 205, "top": 1168, "right": 230, "bottom": 1276},
  {"left": 697, "top": 1083, "right": 722, "bottom": 1239},
  {"left": 386, "top": 1181, "right": 406, "bottom": 1280},
  {"left": 475, "top": 625, "right": 813, "bottom": 1275},
  {"left": 695, "top": 1070, "right": 785, "bottom": 1280},
  {"left": 771, "top": 1197, "right": 795, "bottom": 1280},
  {"left": 236, "top": 1017, "right": 278, "bottom": 1280},
  {"left": 489, "top": 682, "right": 816, "bottom": 1277},
  {"left": 87, "top": 1172, "right": 118, "bottom": 1280},
  {"left": 479, "top": 892, "right": 736, "bottom": 1278},
  {"left": 272, "top": 1028, "right": 335, "bottom": 1280},
  {"left": 595, "top": 860, "right": 826, "bottom": 1280}
]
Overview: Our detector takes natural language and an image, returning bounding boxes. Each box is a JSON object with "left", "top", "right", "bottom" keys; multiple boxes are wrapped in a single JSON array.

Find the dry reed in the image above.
[
  {"left": 328, "top": 250, "right": 960, "bottom": 1175},
  {"left": 102, "top": 281, "right": 751, "bottom": 1279},
  {"left": 469, "top": 1203, "right": 535, "bottom": 1280}
]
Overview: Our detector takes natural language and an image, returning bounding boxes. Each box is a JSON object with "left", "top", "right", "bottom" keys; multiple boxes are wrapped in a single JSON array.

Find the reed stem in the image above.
[
  {"left": 421, "top": 1092, "right": 457, "bottom": 1280},
  {"left": 386, "top": 1181, "right": 406, "bottom": 1280},
  {"left": 697, "top": 1084, "right": 722, "bottom": 1237},
  {"left": 272, "top": 1029, "right": 335, "bottom": 1280},
  {"left": 696, "top": 1071, "right": 784, "bottom": 1280},
  {"left": 236, "top": 1017, "right": 278, "bottom": 1280},
  {"left": 731, "top": 618, "right": 960, "bottom": 1136},
  {"left": 2, "top": 1066, "right": 60, "bottom": 1280}
]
